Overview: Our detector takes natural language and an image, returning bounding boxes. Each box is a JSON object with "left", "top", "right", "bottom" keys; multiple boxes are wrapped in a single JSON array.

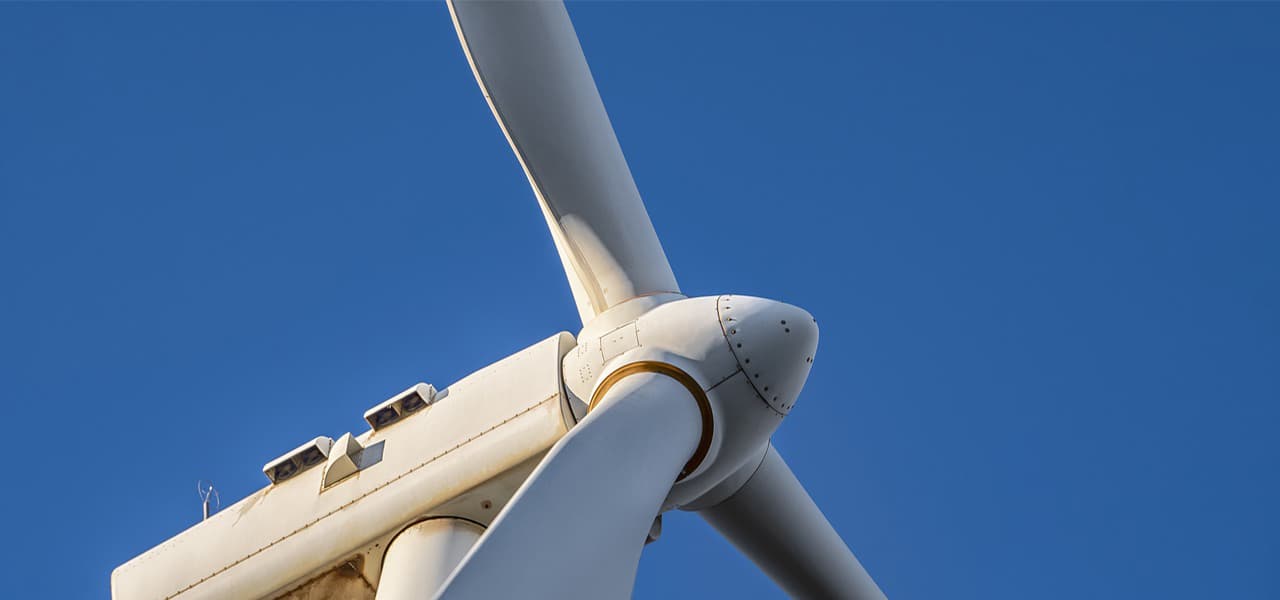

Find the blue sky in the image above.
[{"left": 1, "top": 2, "right": 1277, "bottom": 599}]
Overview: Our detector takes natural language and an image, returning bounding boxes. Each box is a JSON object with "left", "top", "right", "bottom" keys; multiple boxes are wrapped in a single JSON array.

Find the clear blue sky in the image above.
[{"left": 1, "top": 2, "right": 1277, "bottom": 599}]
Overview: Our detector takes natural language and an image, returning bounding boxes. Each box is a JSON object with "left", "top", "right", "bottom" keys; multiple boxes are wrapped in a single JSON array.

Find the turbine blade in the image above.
[
  {"left": 697, "top": 444, "right": 887, "bottom": 600},
  {"left": 435, "top": 372, "right": 701, "bottom": 599},
  {"left": 448, "top": 0, "right": 681, "bottom": 326}
]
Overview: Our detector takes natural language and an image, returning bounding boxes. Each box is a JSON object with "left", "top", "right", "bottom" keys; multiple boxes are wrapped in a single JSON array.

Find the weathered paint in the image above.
[
  {"left": 276, "top": 559, "right": 374, "bottom": 600},
  {"left": 112, "top": 332, "right": 576, "bottom": 600}
]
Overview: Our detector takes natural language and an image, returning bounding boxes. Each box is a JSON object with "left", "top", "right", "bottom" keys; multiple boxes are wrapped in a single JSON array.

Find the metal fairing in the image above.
[
  {"left": 111, "top": 332, "right": 577, "bottom": 600},
  {"left": 563, "top": 296, "right": 739, "bottom": 405}
]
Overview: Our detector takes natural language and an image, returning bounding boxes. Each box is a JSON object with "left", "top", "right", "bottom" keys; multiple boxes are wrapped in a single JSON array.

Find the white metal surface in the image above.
[
  {"left": 698, "top": 445, "right": 887, "bottom": 600},
  {"left": 376, "top": 519, "right": 485, "bottom": 600},
  {"left": 112, "top": 333, "right": 576, "bottom": 600},
  {"left": 436, "top": 373, "right": 702, "bottom": 599},
  {"left": 716, "top": 294, "right": 819, "bottom": 415},
  {"left": 562, "top": 295, "right": 740, "bottom": 407},
  {"left": 448, "top": 0, "right": 681, "bottom": 326}
]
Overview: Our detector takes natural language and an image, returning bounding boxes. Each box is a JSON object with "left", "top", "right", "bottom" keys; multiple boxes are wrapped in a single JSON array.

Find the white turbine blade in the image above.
[
  {"left": 448, "top": 0, "right": 681, "bottom": 326},
  {"left": 698, "top": 444, "right": 887, "bottom": 600},
  {"left": 435, "top": 372, "right": 701, "bottom": 599}
]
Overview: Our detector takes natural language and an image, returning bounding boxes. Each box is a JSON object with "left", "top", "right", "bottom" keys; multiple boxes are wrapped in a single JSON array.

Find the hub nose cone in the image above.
[{"left": 717, "top": 295, "right": 819, "bottom": 415}]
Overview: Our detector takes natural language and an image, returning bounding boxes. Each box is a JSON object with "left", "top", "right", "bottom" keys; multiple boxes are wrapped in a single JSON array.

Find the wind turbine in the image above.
[{"left": 112, "top": 2, "right": 885, "bottom": 598}]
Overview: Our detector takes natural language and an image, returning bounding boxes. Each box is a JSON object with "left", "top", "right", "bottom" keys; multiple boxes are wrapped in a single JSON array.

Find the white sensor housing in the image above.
[
  {"left": 262, "top": 436, "right": 334, "bottom": 484},
  {"left": 364, "top": 383, "right": 437, "bottom": 431}
]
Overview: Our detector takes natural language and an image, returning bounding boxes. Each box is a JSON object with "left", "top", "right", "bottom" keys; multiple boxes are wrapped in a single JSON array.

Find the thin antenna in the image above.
[{"left": 197, "top": 480, "right": 220, "bottom": 521}]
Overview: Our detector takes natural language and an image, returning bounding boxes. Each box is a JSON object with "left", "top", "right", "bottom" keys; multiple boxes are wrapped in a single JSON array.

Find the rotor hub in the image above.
[{"left": 564, "top": 294, "right": 820, "bottom": 505}]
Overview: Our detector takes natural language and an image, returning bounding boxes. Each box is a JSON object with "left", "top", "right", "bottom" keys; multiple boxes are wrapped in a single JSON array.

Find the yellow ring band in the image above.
[{"left": 588, "top": 361, "right": 714, "bottom": 481}]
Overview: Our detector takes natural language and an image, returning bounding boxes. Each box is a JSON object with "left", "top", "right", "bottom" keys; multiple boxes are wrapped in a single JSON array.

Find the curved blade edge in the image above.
[
  {"left": 697, "top": 444, "right": 887, "bottom": 600},
  {"left": 447, "top": 0, "right": 681, "bottom": 326}
]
